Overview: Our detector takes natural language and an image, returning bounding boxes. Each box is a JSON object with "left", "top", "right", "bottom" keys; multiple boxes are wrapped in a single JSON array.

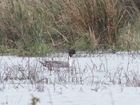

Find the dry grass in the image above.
[
  {"left": 54, "top": 0, "right": 138, "bottom": 47},
  {"left": 0, "top": 0, "right": 140, "bottom": 54},
  {"left": 0, "top": 53, "right": 140, "bottom": 94}
]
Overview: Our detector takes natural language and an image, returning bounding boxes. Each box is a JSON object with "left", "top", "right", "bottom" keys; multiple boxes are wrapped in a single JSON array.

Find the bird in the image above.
[{"left": 39, "top": 49, "right": 76, "bottom": 70}]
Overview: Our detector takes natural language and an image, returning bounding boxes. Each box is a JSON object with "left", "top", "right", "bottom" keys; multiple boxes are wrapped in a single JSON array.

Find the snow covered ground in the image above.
[{"left": 0, "top": 52, "right": 140, "bottom": 105}]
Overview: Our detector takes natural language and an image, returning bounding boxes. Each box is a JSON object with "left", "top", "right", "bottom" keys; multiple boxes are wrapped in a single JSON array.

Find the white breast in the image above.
[{"left": 69, "top": 57, "right": 74, "bottom": 67}]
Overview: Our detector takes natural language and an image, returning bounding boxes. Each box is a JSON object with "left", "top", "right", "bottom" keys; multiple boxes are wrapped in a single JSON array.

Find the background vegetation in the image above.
[{"left": 0, "top": 0, "right": 140, "bottom": 56}]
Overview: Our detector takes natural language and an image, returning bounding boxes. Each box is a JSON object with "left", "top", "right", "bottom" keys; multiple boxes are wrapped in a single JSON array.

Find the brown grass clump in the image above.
[{"left": 58, "top": 0, "right": 138, "bottom": 47}]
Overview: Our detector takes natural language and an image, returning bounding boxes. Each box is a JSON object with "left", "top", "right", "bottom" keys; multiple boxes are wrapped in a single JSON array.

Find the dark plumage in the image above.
[{"left": 68, "top": 49, "right": 76, "bottom": 57}]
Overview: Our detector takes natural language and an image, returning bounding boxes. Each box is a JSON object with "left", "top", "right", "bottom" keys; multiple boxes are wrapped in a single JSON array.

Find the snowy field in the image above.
[{"left": 0, "top": 52, "right": 140, "bottom": 105}]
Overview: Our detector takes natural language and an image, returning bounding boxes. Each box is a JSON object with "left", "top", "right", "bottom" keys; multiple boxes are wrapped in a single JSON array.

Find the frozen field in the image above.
[{"left": 0, "top": 52, "right": 140, "bottom": 105}]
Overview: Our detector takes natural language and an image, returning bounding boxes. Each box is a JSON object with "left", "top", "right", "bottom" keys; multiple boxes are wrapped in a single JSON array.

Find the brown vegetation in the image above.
[{"left": 0, "top": 0, "right": 140, "bottom": 55}]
